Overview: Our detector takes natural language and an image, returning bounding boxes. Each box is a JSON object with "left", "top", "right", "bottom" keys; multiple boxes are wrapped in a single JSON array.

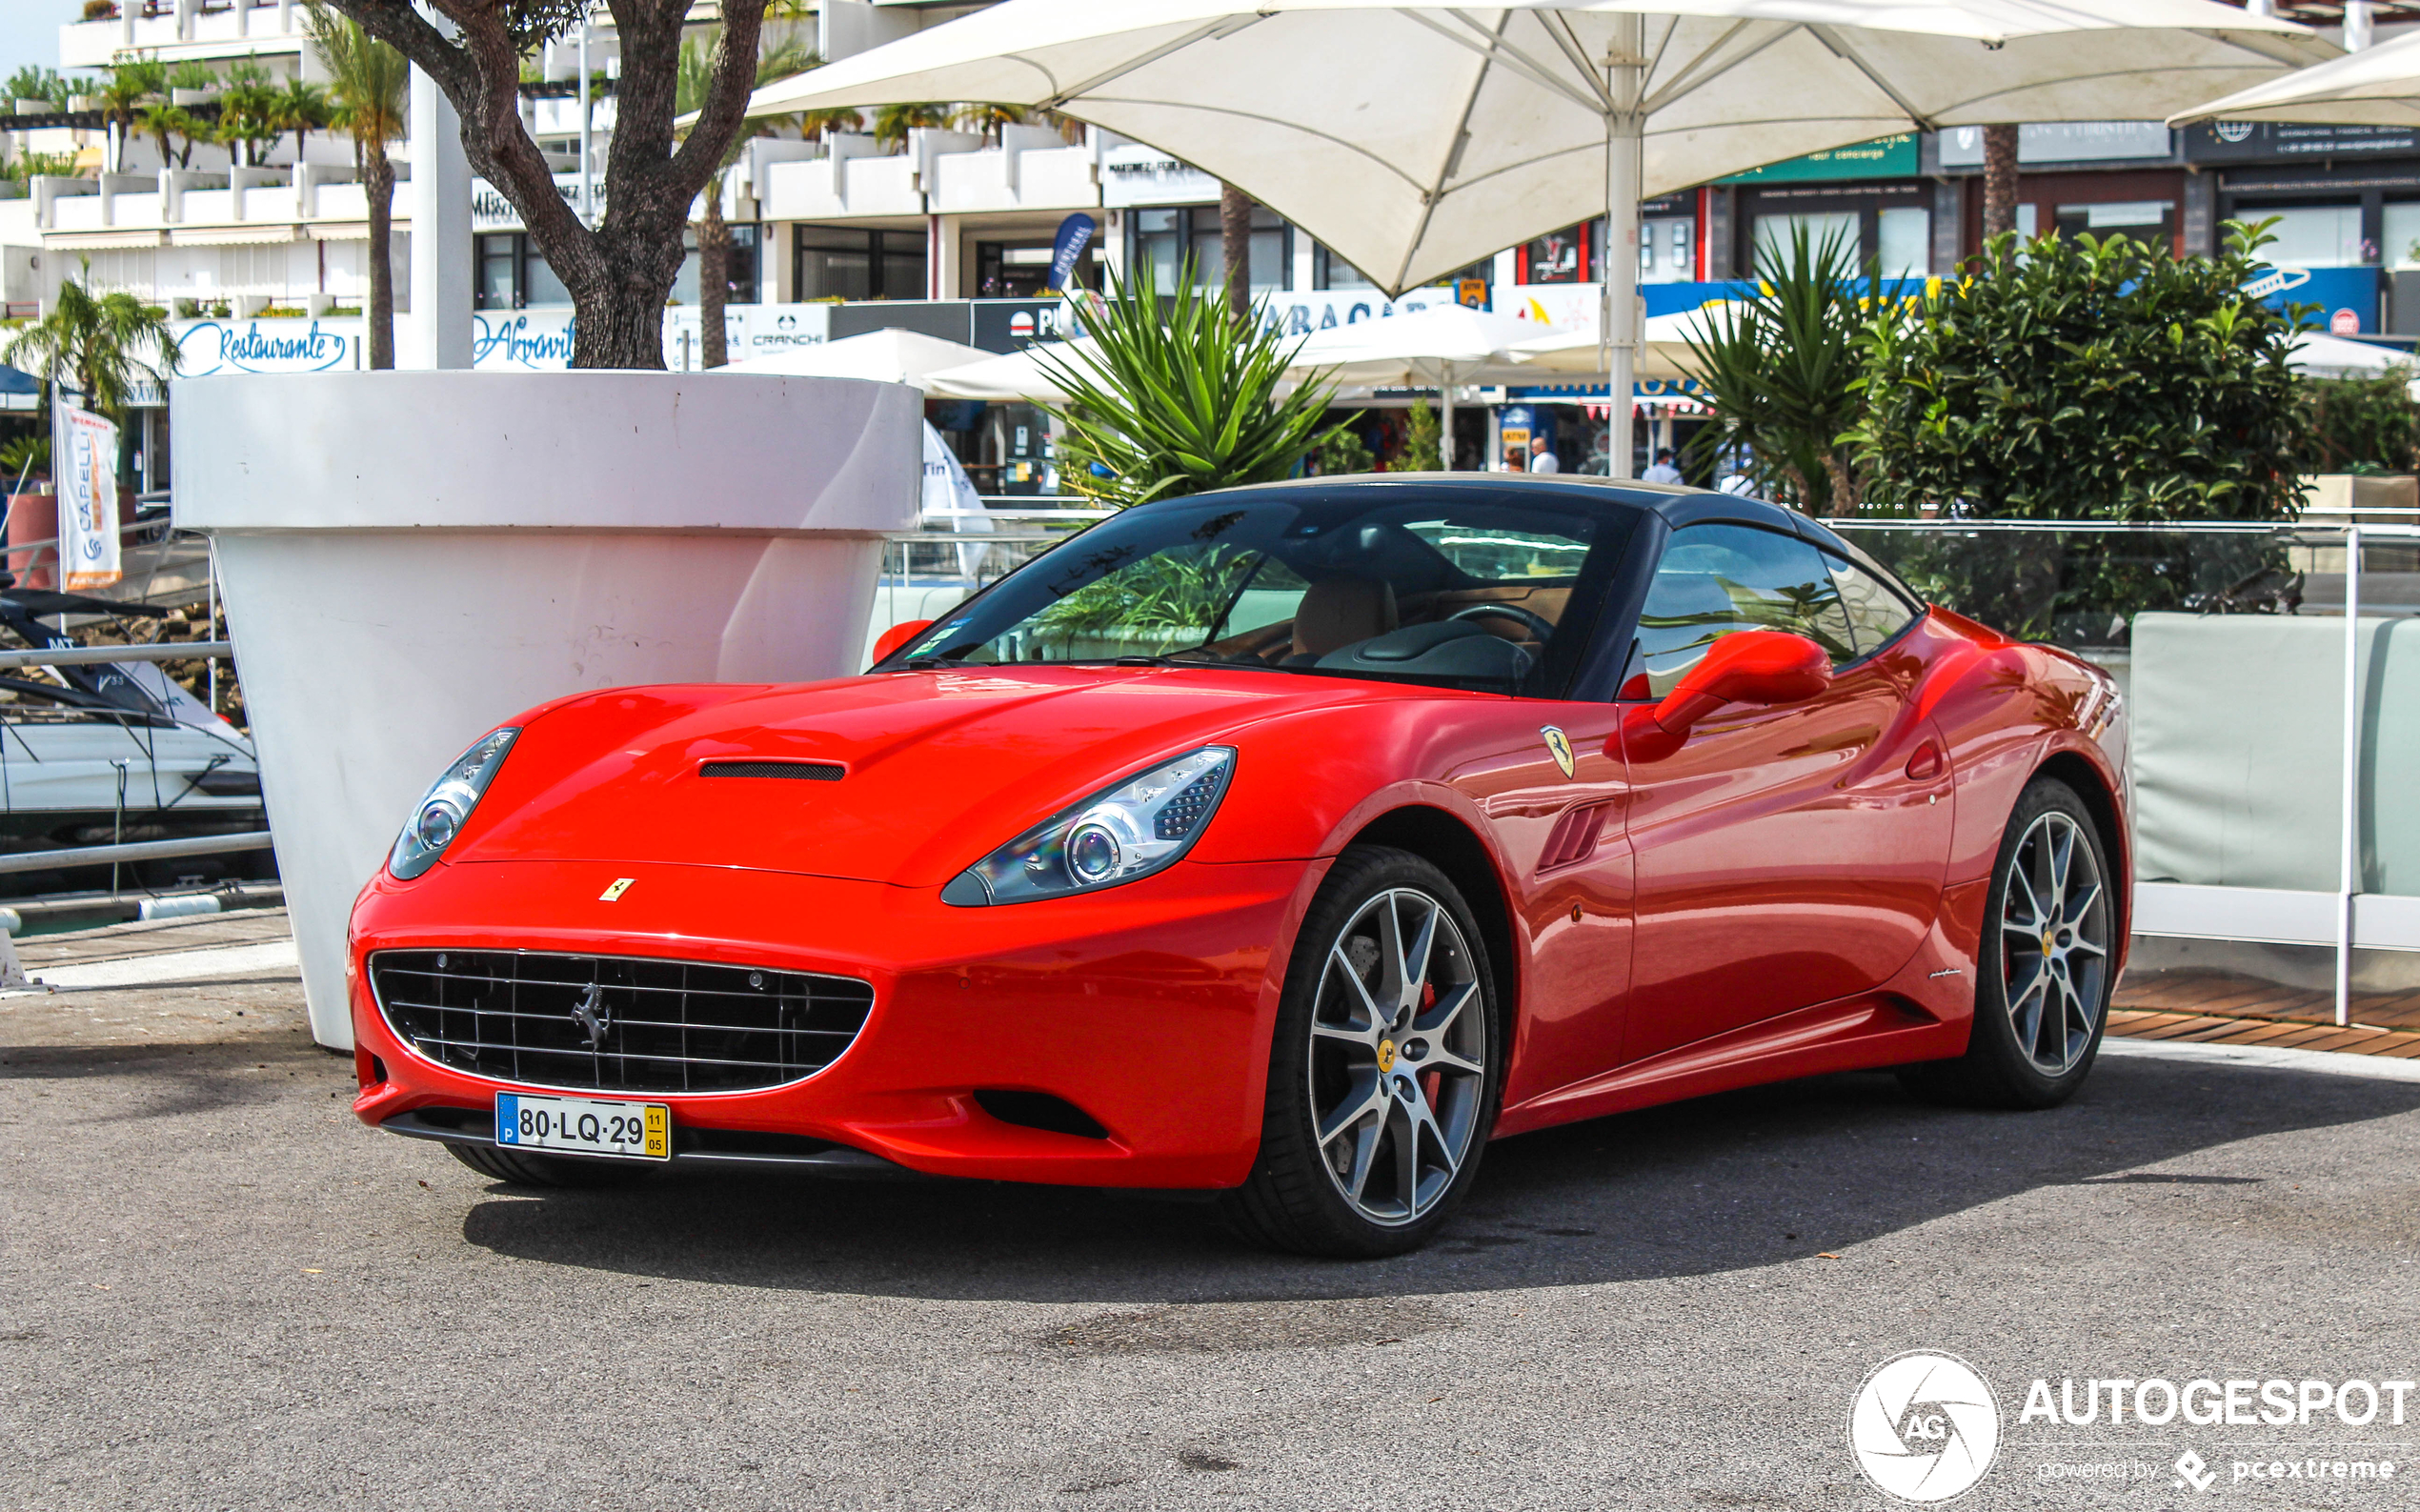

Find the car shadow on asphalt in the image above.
[{"left": 455, "top": 1051, "right": 2420, "bottom": 1303}]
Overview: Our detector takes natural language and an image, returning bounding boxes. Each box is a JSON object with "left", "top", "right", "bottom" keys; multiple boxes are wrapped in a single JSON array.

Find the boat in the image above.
[{"left": 0, "top": 576, "right": 269, "bottom": 897}]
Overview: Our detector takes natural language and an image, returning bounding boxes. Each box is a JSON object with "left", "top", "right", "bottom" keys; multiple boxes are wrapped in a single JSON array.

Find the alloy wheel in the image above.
[
  {"left": 1307, "top": 887, "right": 1487, "bottom": 1225},
  {"left": 1998, "top": 811, "right": 2110, "bottom": 1077}
]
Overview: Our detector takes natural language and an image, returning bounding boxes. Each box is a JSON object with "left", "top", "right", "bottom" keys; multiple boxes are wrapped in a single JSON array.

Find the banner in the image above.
[
  {"left": 54, "top": 401, "right": 119, "bottom": 591},
  {"left": 1043, "top": 213, "right": 1097, "bottom": 295}
]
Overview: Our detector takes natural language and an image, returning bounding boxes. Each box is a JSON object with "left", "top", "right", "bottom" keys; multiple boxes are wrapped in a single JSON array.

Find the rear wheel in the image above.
[
  {"left": 1901, "top": 777, "right": 2114, "bottom": 1110},
  {"left": 1222, "top": 846, "right": 1502, "bottom": 1258},
  {"left": 447, "top": 1141, "right": 648, "bottom": 1188}
]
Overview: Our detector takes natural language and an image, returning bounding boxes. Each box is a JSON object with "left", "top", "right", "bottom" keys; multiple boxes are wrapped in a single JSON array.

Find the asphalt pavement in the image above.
[{"left": 4, "top": 947, "right": 2417, "bottom": 1512}]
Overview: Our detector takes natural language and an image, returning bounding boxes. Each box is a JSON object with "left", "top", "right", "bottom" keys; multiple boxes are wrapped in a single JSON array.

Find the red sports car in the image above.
[{"left": 349, "top": 478, "right": 2128, "bottom": 1257}]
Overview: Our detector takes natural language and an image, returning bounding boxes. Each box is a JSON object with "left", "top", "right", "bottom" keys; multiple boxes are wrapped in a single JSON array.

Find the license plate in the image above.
[{"left": 494, "top": 1093, "right": 670, "bottom": 1160}]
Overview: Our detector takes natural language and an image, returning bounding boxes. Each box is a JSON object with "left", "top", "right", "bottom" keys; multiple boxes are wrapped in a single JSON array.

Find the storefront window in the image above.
[
  {"left": 1133, "top": 206, "right": 1289, "bottom": 292},
  {"left": 473, "top": 232, "right": 574, "bottom": 309},
  {"left": 1135, "top": 209, "right": 1184, "bottom": 292},
  {"left": 474, "top": 234, "right": 516, "bottom": 310},
  {"left": 2385, "top": 202, "right": 2420, "bottom": 269},
  {"left": 797, "top": 226, "right": 922, "bottom": 300},
  {"left": 1315, "top": 243, "right": 1376, "bottom": 290},
  {"left": 526, "top": 245, "right": 571, "bottom": 307},
  {"left": 1522, "top": 221, "right": 1591, "bottom": 283},
  {"left": 2052, "top": 200, "right": 2175, "bottom": 250},
  {"left": 1751, "top": 212, "right": 1857, "bottom": 265},
  {"left": 2245, "top": 205, "right": 2365, "bottom": 268},
  {"left": 670, "top": 225, "right": 762, "bottom": 307},
  {"left": 1640, "top": 216, "right": 1694, "bottom": 284},
  {"left": 1877, "top": 206, "right": 1929, "bottom": 278}
]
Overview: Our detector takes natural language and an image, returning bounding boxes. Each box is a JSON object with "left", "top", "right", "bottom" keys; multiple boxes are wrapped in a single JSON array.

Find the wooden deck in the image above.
[{"left": 2108, "top": 967, "right": 2420, "bottom": 1058}]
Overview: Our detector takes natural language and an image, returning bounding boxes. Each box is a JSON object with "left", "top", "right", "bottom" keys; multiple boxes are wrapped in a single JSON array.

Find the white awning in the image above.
[
  {"left": 169, "top": 224, "right": 304, "bottom": 247},
  {"left": 45, "top": 230, "right": 166, "bottom": 250}
]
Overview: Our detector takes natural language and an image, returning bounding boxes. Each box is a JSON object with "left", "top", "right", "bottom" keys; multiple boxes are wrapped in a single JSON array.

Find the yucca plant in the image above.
[
  {"left": 1680, "top": 224, "right": 1874, "bottom": 514},
  {"left": 1035, "top": 258, "right": 1342, "bottom": 509}
]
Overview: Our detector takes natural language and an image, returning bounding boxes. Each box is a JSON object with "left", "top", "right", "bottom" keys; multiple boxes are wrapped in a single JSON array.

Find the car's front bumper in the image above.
[{"left": 348, "top": 856, "right": 1318, "bottom": 1189}]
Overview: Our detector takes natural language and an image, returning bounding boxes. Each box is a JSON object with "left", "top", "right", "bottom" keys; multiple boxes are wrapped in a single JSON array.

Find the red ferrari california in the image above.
[{"left": 349, "top": 477, "right": 2128, "bottom": 1257}]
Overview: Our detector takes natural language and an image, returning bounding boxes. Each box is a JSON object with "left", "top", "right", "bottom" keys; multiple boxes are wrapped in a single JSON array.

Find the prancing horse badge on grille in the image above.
[
  {"left": 1541, "top": 726, "right": 1576, "bottom": 779},
  {"left": 570, "top": 982, "right": 611, "bottom": 1051},
  {"left": 598, "top": 877, "right": 635, "bottom": 901}
]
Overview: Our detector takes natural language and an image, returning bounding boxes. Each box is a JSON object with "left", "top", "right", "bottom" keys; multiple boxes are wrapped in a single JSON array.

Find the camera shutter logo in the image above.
[{"left": 1848, "top": 1350, "right": 2001, "bottom": 1502}]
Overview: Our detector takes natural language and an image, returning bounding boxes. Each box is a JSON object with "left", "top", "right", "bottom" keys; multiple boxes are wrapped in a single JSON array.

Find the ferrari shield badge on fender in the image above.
[
  {"left": 1541, "top": 726, "right": 1576, "bottom": 779},
  {"left": 598, "top": 877, "right": 635, "bottom": 902}
]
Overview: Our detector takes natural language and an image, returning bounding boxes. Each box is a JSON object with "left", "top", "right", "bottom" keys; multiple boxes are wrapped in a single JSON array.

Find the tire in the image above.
[
  {"left": 1221, "top": 846, "right": 1503, "bottom": 1258},
  {"left": 1900, "top": 777, "right": 2116, "bottom": 1110},
  {"left": 447, "top": 1140, "right": 648, "bottom": 1188}
]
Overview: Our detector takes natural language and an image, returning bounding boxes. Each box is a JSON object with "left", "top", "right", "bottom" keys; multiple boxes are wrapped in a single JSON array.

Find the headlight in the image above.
[
  {"left": 941, "top": 747, "right": 1236, "bottom": 906},
  {"left": 388, "top": 728, "right": 518, "bottom": 880}
]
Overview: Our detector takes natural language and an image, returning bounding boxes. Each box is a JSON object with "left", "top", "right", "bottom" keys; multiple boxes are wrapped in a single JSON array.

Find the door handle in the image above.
[{"left": 1905, "top": 739, "right": 1946, "bottom": 781}]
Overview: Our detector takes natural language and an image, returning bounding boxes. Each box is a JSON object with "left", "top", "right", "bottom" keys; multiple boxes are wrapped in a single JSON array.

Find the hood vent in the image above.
[{"left": 699, "top": 760, "right": 844, "bottom": 781}]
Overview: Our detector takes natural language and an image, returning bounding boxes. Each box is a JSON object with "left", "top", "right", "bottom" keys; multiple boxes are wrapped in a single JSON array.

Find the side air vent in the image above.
[
  {"left": 699, "top": 760, "right": 844, "bottom": 781},
  {"left": 1538, "top": 800, "right": 1610, "bottom": 873},
  {"left": 975, "top": 1089, "right": 1110, "bottom": 1140}
]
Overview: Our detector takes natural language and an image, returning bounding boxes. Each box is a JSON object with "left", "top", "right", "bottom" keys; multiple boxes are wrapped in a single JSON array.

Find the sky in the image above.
[{"left": 2, "top": 5, "right": 81, "bottom": 85}]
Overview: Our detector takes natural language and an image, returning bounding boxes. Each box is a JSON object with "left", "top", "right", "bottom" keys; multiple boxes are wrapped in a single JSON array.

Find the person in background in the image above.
[
  {"left": 1643, "top": 447, "right": 1684, "bottom": 485},
  {"left": 1527, "top": 434, "right": 1560, "bottom": 474}
]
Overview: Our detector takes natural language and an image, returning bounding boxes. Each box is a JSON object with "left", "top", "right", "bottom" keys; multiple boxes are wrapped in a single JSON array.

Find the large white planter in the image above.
[{"left": 173, "top": 372, "right": 921, "bottom": 1049}]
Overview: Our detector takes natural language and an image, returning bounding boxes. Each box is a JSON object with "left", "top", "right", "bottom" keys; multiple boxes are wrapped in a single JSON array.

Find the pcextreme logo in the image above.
[{"left": 1848, "top": 1351, "right": 2002, "bottom": 1503}]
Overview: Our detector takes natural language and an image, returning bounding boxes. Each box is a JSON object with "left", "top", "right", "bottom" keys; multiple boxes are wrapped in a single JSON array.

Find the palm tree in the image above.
[
  {"left": 215, "top": 63, "right": 283, "bottom": 167},
  {"left": 2, "top": 266, "right": 182, "bottom": 470},
  {"left": 137, "top": 101, "right": 201, "bottom": 170},
  {"left": 273, "top": 79, "right": 333, "bottom": 165},
  {"left": 871, "top": 102, "right": 949, "bottom": 152},
  {"left": 306, "top": 3, "right": 406, "bottom": 369},
  {"left": 675, "top": 32, "right": 812, "bottom": 369},
  {"left": 795, "top": 106, "right": 864, "bottom": 142},
  {"left": 952, "top": 101, "right": 1025, "bottom": 145},
  {"left": 92, "top": 58, "right": 163, "bottom": 173}
]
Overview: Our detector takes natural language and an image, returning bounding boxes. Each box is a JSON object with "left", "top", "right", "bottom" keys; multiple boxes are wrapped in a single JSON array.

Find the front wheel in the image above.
[
  {"left": 1221, "top": 846, "right": 1502, "bottom": 1258},
  {"left": 1901, "top": 777, "right": 2115, "bottom": 1110}
]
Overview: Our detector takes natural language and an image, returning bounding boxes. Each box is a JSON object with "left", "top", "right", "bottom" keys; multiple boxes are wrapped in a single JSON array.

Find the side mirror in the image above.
[
  {"left": 868, "top": 618, "right": 934, "bottom": 668},
  {"left": 1620, "top": 630, "right": 1831, "bottom": 762}
]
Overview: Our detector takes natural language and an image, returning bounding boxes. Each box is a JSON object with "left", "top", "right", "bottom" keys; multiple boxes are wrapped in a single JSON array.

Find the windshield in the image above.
[{"left": 882, "top": 485, "right": 1636, "bottom": 696}]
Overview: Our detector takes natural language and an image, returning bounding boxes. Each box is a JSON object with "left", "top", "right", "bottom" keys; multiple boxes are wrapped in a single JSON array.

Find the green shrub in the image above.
[
  {"left": 1847, "top": 222, "right": 2308, "bottom": 520},
  {"left": 1390, "top": 397, "right": 1444, "bottom": 471},
  {"left": 1312, "top": 422, "right": 1374, "bottom": 475},
  {"left": 2302, "top": 370, "right": 2419, "bottom": 474}
]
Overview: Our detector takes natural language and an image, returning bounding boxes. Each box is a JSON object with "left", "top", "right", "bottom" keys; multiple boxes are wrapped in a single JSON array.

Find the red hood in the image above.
[{"left": 452, "top": 666, "right": 1410, "bottom": 887}]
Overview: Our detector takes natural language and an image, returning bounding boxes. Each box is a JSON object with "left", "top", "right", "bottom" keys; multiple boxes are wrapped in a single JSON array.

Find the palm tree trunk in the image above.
[
  {"left": 1823, "top": 452, "right": 1860, "bottom": 518},
  {"left": 364, "top": 144, "right": 395, "bottom": 370},
  {"left": 1981, "top": 124, "right": 2020, "bottom": 243},
  {"left": 697, "top": 195, "right": 729, "bottom": 370},
  {"left": 1220, "top": 182, "right": 1253, "bottom": 319}
]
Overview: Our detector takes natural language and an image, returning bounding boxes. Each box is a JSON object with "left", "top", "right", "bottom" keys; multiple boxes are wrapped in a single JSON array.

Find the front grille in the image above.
[{"left": 369, "top": 949, "right": 874, "bottom": 1095}]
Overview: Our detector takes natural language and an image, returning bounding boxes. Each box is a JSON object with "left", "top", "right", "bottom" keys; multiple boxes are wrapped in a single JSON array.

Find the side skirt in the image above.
[{"left": 1493, "top": 877, "right": 1989, "bottom": 1137}]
